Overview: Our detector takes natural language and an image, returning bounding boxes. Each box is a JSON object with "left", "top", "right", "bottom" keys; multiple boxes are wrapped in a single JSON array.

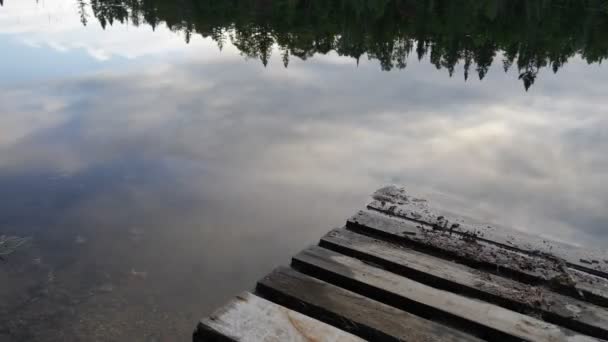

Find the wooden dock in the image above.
[{"left": 193, "top": 186, "right": 608, "bottom": 341}]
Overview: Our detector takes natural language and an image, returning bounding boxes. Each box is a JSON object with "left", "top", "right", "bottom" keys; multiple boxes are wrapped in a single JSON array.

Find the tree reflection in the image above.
[{"left": 4, "top": 0, "right": 608, "bottom": 89}]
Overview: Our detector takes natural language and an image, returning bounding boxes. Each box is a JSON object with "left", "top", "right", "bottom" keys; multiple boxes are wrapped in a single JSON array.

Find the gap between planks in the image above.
[
  {"left": 348, "top": 208, "right": 608, "bottom": 308},
  {"left": 320, "top": 227, "right": 608, "bottom": 340},
  {"left": 370, "top": 185, "right": 608, "bottom": 279},
  {"left": 291, "top": 246, "right": 602, "bottom": 342},
  {"left": 256, "top": 267, "right": 483, "bottom": 342}
]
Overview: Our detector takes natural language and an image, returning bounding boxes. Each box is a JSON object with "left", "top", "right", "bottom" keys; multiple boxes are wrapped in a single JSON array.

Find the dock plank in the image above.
[
  {"left": 320, "top": 228, "right": 608, "bottom": 340},
  {"left": 194, "top": 292, "right": 364, "bottom": 342},
  {"left": 370, "top": 185, "right": 608, "bottom": 278},
  {"left": 195, "top": 185, "right": 608, "bottom": 342},
  {"left": 292, "top": 246, "right": 602, "bottom": 342},
  {"left": 348, "top": 208, "right": 608, "bottom": 307},
  {"left": 256, "top": 266, "right": 482, "bottom": 342}
]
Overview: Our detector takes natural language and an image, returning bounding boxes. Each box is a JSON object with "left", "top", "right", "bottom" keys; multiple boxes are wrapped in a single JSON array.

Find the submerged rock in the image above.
[
  {"left": 75, "top": 235, "right": 87, "bottom": 244},
  {"left": 130, "top": 269, "right": 148, "bottom": 279},
  {"left": 97, "top": 283, "right": 114, "bottom": 293},
  {"left": 0, "top": 235, "right": 31, "bottom": 259}
]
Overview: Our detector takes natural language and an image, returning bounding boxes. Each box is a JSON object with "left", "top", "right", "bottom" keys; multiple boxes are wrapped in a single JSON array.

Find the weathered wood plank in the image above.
[
  {"left": 348, "top": 208, "right": 608, "bottom": 307},
  {"left": 293, "top": 246, "right": 602, "bottom": 342},
  {"left": 320, "top": 228, "right": 608, "bottom": 340},
  {"left": 256, "top": 266, "right": 482, "bottom": 342},
  {"left": 194, "top": 292, "right": 364, "bottom": 342},
  {"left": 370, "top": 185, "right": 608, "bottom": 278}
]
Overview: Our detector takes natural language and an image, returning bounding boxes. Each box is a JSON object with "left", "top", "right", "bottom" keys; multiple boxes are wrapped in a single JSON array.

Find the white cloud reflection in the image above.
[
  {"left": 4, "top": 4, "right": 608, "bottom": 340},
  {"left": 0, "top": 0, "right": 224, "bottom": 60},
  {"left": 1, "top": 48, "right": 607, "bottom": 248}
]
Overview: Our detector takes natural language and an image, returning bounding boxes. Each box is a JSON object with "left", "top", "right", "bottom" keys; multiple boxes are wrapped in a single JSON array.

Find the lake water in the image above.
[{"left": 1, "top": 1, "right": 608, "bottom": 340}]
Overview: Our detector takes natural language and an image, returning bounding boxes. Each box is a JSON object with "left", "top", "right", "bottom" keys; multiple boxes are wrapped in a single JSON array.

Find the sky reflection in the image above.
[
  {"left": 2, "top": 48, "right": 607, "bottom": 244},
  {"left": 1, "top": 0, "right": 608, "bottom": 341}
]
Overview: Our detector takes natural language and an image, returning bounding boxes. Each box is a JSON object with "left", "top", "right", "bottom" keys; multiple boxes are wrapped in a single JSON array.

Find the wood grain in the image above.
[
  {"left": 293, "top": 246, "right": 601, "bottom": 342},
  {"left": 194, "top": 292, "right": 364, "bottom": 342},
  {"left": 256, "top": 266, "right": 482, "bottom": 342},
  {"left": 320, "top": 228, "right": 608, "bottom": 339}
]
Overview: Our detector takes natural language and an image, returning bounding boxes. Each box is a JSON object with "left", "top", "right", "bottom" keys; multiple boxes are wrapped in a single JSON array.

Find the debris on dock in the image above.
[{"left": 194, "top": 186, "right": 608, "bottom": 342}]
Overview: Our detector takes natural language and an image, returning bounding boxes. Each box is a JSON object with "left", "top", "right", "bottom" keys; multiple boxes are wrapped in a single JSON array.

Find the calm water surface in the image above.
[{"left": 1, "top": 1, "right": 608, "bottom": 340}]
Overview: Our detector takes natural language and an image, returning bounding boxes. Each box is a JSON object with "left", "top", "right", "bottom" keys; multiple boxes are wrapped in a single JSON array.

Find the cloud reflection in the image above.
[
  {"left": 3, "top": 2, "right": 608, "bottom": 340},
  {"left": 0, "top": 0, "right": 215, "bottom": 61},
  {"left": 1, "top": 49, "right": 607, "bottom": 248}
]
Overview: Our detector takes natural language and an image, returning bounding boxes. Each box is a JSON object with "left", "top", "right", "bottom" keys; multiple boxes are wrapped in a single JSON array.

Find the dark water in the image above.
[{"left": 1, "top": 0, "right": 608, "bottom": 340}]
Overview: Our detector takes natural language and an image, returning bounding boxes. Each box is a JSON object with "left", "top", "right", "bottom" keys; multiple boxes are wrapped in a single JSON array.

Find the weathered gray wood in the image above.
[
  {"left": 348, "top": 208, "right": 608, "bottom": 307},
  {"left": 195, "top": 186, "right": 608, "bottom": 342},
  {"left": 293, "top": 246, "right": 602, "bottom": 342},
  {"left": 194, "top": 292, "right": 364, "bottom": 342},
  {"left": 370, "top": 185, "right": 608, "bottom": 279},
  {"left": 349, "top": 209, "right": 563, "bottom": 281},
  {"left": 256, "top": 266, "right": 482, "bottom": 342},
  {"left": 320, "top": 228, "right": 608, "bottom": 339}
]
